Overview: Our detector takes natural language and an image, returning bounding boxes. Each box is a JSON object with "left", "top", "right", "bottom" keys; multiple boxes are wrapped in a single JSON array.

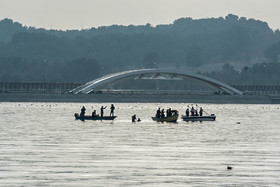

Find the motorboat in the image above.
[{"left": 152, "top": 114, "right": 179, "bottom": 123}]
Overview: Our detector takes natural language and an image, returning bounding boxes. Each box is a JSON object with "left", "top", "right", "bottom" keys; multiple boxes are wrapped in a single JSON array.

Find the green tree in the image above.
[
  {"left": 264, "top": 42, "right": 280, "bottom": 63},
  {"left": 59, "top": 58, "right": 101, "bottom": 83}
]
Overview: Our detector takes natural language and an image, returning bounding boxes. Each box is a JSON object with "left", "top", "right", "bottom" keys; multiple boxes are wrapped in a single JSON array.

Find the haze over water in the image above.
[{"left": 0, "top": 102, "right": 279, "bottom": 186}]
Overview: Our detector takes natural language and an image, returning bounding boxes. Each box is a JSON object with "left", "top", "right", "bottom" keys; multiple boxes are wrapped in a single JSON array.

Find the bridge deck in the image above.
[{"left": 1, "top": 82, "right": 280, "bottom": 96}]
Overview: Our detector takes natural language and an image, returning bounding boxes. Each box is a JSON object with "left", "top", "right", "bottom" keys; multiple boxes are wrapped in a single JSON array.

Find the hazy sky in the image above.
[{"left": 0, "top": 0, "right": 280, "bottom": 30}]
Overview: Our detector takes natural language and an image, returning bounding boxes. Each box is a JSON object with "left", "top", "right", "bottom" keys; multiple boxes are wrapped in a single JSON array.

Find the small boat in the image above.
[
  {"left": 181, "top": 114, "right": 216, "bottom": 122},
  {"left": 74, "top": 113, "right": 117, "bottom": 121},
  {"left": 152, "top": 114, "right": 179, "bottom": 123}
]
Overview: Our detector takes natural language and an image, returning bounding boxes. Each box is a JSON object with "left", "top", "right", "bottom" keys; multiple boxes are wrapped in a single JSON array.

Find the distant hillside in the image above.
[{"left": 0, "top": 14, "right": 280, "bottom": 84}]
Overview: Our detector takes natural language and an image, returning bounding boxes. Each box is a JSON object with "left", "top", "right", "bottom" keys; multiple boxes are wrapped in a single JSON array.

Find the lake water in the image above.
[{"left": 0, "top": 102, "right": 279, "bottom": 186}]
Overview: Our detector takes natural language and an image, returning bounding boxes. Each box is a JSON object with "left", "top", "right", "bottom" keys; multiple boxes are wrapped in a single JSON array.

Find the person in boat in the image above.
[
  {"left": 167, "top": 108, "right": 172, "bottom": 117},
  {"left": 156, "top": 108, "right": 161, "bottom": 118},
  {"left": 191, "top": 107, "right": 195, "bottom": 116},
  {"left": 195, "top": 110, "right": 199, "bottom": 116},
  {"left": 80, "top": 106, "right": 86, "bottom": 117},
  {"left": 110, "top": 104, "right": 115, "bottom": 116},
  {"left": 92, "top": 110, "right": 97, "bottom": 117},
  {"left": 100, "top": 106, "right": 107, "bottom": 118},
  {"left": 161, "top": 109, "right": 165, "bottom": 118},
  {"left": 185, "top": 108, "right": 190, "bottom": 117},
  {"left": 199, "top": 107, "right": 203, "bottom": 116},
  {"left": 132, "top": 114, "right": 136, "bottom": 122}
]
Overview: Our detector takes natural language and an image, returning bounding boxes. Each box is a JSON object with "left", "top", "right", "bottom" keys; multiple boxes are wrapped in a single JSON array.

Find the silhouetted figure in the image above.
[
  {"left": 199, "top": 107, "right": 203, "bottom": 116},
  {"left": 137, "top": 118, "right": 141, "bottom": 122},
  {"left": 227, "top": 166, "right": 233, "bottom": 170},
  {"left": 185, "top": 108, "right": 189, "bottom": 117},
  {"left": 161, "top": 109, "right": 165, "bottom": 118},
  {"left": 191, "top": 107, "right": 195, "bottom": 116},
  {"left": 80, "top": 106, "right": 86, "bottom": 117},
  {"left": 92, "top": 110, "right": 96, "bottom": 117},
  {"left": 110, "top": 104, "right": 115, "bottom": 116},
  {"left": 132, "top": 114, "right": 136, "bottom": 122},
  {"left": 100, "top": 106, "right": 107, "bottom": 118},
  {"left": 167, "top": 108, "right": 172, "bottom": 117},
  {"left": 195, "top": 110, "right": 199, "bottom": 116},
  {"left": 156, "top": 108, "right": 161, "bottom": 118}
]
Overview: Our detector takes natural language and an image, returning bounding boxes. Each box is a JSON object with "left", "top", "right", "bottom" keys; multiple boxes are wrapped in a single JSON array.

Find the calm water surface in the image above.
[{"left": 0, "top": 102, "right": 279, "bottom": 186}]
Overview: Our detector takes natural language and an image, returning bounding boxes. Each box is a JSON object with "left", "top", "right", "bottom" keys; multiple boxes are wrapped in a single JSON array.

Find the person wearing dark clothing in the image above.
[
  {"left": 185, "top": 108, "right": 189, "bottom": 117},
  {"left": 156, "top": 108, "right": 161, "bottom": 118},
  {"left": 100, "top": 106, "right": 107, "bottom": 118},
  {"left": 132, "top": 114, "right": 136, "bottom": 122},
  {"left": 80, "top": 106, "right": 86, "bottom": 117},
  {"left": 199, "top": 107, "right": 203, "bottom": 116},
  {"left": 191, "top": 107, "right": 195, "bottom": 116},
  {"left": 167, "top": 108, "right": 172, "bottom": 117},
  {"left": 92, "top": 110, "right": 96, "bottom": 117},
  {"left": 161, "top": 109, "right": 165, "bottom": 118},
  {"left": 110, "top": 104, "right": 115, "bottom": 116}
]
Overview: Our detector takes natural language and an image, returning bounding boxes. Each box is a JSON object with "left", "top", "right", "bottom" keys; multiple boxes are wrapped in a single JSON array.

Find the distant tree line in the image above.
[
  {"left": 0, "top": 57, "right": 100, "bottom": 82},
  {"left": 202, "top": 62, "right": 280, "bottom": 85},
  {"left": 0, "top": 14, "right": 280, "bottom": 85}
]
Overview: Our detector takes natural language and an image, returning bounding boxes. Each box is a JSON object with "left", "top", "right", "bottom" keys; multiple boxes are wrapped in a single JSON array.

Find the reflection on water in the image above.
[{"left": 0, "top": 102, "right": 279, "bottom": 186}]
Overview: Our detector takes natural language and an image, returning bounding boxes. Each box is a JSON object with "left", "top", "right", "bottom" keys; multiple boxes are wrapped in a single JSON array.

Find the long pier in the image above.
[
  {"left": 0, "top": 82, "right": 82, "bottom": 94},
  {"left": 232, "top": 85, "right": 280, "bottom": 96},
  {"left": 1, "top": 82, "right": 280, "bottom": 96}
]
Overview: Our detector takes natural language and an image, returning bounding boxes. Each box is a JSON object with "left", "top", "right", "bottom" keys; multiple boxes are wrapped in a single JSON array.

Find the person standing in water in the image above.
[
  {"left": 110, "top": 104, "right": 115, "bottom": 116},
  {"left": 100, "top": 106, "right": 107, "bottom": 118},
  {"left": 132, "top": 114, "right": 136, "bottom": 122}
]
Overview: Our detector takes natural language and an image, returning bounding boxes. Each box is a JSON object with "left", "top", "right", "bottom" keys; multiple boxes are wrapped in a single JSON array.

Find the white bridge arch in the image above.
[{"left": 70, "top": 69, "right": 243, "bottom": 95}]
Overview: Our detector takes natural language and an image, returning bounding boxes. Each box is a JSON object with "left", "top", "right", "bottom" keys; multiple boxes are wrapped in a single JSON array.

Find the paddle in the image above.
[{"left": 195, "top": 104, "right": 210, "bottom": 116}]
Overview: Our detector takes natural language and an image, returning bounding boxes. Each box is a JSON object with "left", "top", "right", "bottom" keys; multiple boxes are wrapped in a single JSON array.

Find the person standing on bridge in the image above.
[
  {"left": 100, "top": 106, "right": 107, "bottom": 118},
  {"left": 110, "top": 104, "right": 115, "bottom": 116}
]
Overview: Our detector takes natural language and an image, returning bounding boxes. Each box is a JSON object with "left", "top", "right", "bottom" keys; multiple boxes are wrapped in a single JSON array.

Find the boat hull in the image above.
[
  {"left": 181, "top": 114, "right": 216, "bottom": 121},
  {"left": 152, "top": 114, "right": 179, "bottom": 122},
  {"left": 75, "top": 113, "right": 117, "bottom": 121}
]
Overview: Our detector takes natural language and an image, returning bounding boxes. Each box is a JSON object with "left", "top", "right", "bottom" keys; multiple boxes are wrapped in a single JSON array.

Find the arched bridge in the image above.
[{"left": 70, "top": 69, "right": 243, "bottom": 95}]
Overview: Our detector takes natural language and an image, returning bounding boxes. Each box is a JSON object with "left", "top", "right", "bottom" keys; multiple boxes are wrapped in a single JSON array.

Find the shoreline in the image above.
[{"left": 0, "top": 93, "right": 273, "bottom": 104}]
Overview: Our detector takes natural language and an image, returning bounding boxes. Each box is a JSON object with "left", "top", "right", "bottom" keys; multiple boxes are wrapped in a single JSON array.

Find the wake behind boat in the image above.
[{"left": 74, "top": 113, "right": 117, "bottom": 121}]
